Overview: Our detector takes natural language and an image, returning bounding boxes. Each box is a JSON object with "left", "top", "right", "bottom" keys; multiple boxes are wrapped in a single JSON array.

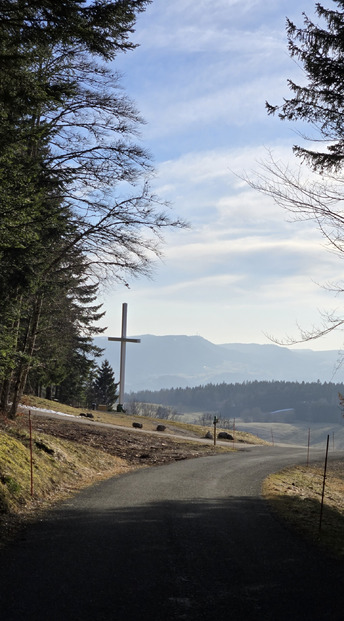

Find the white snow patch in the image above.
[{"left": 19, "top": 404, "right": 76, "bottom": 418}]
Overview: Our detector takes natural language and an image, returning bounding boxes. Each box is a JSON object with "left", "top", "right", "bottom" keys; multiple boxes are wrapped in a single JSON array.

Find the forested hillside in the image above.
[{"left": 128, "top": 381, "right": 344, "bottom": 424}]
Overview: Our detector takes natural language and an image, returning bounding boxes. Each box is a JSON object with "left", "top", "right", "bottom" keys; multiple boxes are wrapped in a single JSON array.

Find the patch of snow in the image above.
[{"left": 19, "top": 404, "right": 76, "bottom": 418}]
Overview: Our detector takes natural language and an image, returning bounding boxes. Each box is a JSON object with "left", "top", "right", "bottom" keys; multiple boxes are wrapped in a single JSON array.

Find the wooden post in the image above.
[{"left": 213, "top": 416, "right": 218, "bottom": 447}]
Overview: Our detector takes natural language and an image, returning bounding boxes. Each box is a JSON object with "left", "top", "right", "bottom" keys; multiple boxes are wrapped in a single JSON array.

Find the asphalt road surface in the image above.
[{"left": 0, "top": 446, "right": 343, "bottom": 620}]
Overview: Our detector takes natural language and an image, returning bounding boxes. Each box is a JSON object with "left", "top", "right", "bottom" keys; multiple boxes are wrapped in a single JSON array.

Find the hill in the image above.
[{"left": 94, "top": 335, "right": 342, "bottom": 391}]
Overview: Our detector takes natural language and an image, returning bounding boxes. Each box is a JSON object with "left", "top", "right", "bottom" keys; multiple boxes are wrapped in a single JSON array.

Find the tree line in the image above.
[
  {"left": 128, "top": 380, "right": 344, "bottom": 424},
  {"left": 0, "top": 1, "right": 184, "bottom": 417}
]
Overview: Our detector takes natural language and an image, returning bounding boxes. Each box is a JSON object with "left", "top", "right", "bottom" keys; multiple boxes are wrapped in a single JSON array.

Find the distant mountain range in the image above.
[{"left": 93, "top": 335, "right": 343, "bottom": 392}]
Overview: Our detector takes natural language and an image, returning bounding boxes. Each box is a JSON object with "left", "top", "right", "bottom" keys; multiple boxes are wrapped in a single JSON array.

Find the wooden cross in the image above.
[{"left": 108, "top": 303, "right": 140, "bottom": 412}]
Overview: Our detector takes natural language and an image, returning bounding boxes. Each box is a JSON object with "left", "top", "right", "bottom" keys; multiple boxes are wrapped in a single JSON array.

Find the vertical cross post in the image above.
[{"left": 108, "top": 303, "right": 140, "bottom": 412}]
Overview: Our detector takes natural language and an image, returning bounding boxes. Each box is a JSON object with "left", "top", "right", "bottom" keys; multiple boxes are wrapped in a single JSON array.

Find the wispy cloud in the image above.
[{"left": 102, "top": 1, "right": 343, "bottom": 352}]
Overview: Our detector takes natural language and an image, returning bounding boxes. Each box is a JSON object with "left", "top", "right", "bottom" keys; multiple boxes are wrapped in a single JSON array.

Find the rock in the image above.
[
  {"left": 156, "top": 424, "right": 166, "bottom": 432},
  {"left": 204, "top": 431, "right": 213, "bottom": 439},
  {"left": 132, "top": 422, "right": 143, "bottom": 429},
  {"left": 217, "top": 432, "right": 233, "bottom": 440}
]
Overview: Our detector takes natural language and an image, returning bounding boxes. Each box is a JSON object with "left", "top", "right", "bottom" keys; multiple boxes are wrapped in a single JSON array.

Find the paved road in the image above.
[{"left": 0, "top": 446, "right": 343, "bottom": 620}]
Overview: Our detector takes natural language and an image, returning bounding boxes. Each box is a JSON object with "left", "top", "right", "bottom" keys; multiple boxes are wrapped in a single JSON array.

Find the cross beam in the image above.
[{"left": 108, "top": 303, "right": 140, "bottom": 412}]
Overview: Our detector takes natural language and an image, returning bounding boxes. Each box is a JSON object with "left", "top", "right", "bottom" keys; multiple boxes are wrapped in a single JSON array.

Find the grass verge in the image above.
[
  {"left": 0, "top": 417, "right": 137, "bottom": 545},
  {"left": 263, "top": 459, "right": 344, "bottom": 558}
]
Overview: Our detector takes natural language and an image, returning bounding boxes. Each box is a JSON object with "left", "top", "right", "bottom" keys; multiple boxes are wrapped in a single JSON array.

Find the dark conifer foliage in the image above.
[
  {"left": 91, "top": 359, "right": 119, "bottom": 408},
  {"left": 266, "top": 1, "right": 344, "bottom": 171},
  {"left": 129, "top": 380, "right": 344, "bottom": 424},
  {"left": 0, "top": 1, "right": 184, "bottom": 416}
]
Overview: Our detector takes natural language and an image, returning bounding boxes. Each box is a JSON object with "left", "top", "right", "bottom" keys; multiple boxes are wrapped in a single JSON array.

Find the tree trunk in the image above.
[
  {"left": 0, "top": 293, "right": 23, "bottom": 414},
  {"left": 9, "top": 295, "right": 43, "bottom": 419}
]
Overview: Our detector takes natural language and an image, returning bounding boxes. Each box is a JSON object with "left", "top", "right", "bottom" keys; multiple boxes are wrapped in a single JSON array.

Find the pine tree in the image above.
[
  {"left": 92, "top": 360, "right": 118, "bottom": 409},
  {"left": 0, "top": 1, "right": 185, "bottom": 416},
  {"left": 247, "top": 1, "right": 344, "bottom": 345},
  {"left": 266, "top": 1, "right": 344, "bottom": 171}
]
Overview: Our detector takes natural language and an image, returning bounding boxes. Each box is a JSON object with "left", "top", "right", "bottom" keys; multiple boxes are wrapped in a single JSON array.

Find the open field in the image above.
[{"left": 235, "top": 420, "right": 344, "bottom": 449}]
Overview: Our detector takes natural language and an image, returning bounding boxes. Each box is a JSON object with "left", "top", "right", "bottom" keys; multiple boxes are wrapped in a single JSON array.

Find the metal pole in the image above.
[
  {"left": 119, "top": 303, "right": 127, "bottom": 409},
  {"left": 29, "top": 411, "right": 34, "bottom": 496},
  {"left": 319, "top": 435, "right": 330, "bottom": 534},
  {"left": 307, "top": 428, "right": 311, "bottom": 467}
]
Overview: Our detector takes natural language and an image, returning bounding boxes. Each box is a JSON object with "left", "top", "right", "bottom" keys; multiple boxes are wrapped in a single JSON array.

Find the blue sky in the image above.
[{"left": 101, "top": 0, "right": 344, "bottom": 351}]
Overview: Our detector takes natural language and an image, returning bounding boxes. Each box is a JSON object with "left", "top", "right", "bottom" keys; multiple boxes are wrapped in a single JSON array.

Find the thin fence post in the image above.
[
  {"left": 307, "top": 428, "right": 311, "bottom": 467},
  {"left": 29, "top": 410, "right": 34, "bottom": 496},
  {"left": 213, "top": 416, "right": 218, "bottom": 447},
  {"left": 319, "top": 435, "right": 330, "bottom": 535}
]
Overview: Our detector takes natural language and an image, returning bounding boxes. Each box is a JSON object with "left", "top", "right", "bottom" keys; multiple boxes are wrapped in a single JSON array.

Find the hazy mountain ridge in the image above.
[{"left": 94, "top": 335, "right": 342, "bottom": 392}]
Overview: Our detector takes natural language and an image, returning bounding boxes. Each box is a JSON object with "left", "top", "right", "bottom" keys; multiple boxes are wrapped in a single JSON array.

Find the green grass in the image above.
[{"left": 0, "top": 416, "right": 135, "bottom": 544}]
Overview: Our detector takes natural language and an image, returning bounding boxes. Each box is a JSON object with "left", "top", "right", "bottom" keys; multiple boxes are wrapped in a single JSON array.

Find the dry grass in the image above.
[
  {"left": 263, "top": 459, "right": 344, "bottom": 558},
  {"left": 0, "top": 417, "right": 138, "bottom": 545}
]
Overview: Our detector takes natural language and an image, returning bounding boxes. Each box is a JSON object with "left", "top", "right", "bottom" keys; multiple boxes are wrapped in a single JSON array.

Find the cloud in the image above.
[
  {"left": 134, "top": 0, "right": 303, "bottom": 54},
  {"left": 102, "top": 1, "right": 344, "bottom": 353}
]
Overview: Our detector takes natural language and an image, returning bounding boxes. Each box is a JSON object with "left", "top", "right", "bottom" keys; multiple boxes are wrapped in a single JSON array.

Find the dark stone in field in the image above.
[
  {"left": 204, "top": 431, "right": 213, "bottom": 439},
  {"left": 217, "top": 432, "right": 233, "bottom": 440},
  {"left": 132, "top": 422, "right": 143, "bottom": 429},
  {"left": 156, "top": 425, "right": 166, "bottom": 432}
]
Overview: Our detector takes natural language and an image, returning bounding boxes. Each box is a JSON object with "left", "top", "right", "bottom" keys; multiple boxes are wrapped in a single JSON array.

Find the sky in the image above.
[{"left": 100, "top": 0, "right": 344, "bottom": 352}]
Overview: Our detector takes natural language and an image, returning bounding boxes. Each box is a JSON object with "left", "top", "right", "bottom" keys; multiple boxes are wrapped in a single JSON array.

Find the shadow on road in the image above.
[{"left": 0, "top": 493, "right": 343, "bottom": 620}]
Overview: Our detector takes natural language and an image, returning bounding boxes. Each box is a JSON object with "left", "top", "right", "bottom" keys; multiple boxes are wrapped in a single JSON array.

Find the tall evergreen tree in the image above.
[
  {"left": 92, "top": 360, "right": 118, "bottom": 409},
  {"left": 0, "top": 1, "right": 185, "bottom": 416},
  {"left": 266, "top": 1, "right": 344, "bottom": 171}
]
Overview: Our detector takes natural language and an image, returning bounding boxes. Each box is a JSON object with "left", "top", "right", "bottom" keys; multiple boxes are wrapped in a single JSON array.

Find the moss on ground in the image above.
[{"left": 0, "top": 417, "right": 135, "bottom": 544}]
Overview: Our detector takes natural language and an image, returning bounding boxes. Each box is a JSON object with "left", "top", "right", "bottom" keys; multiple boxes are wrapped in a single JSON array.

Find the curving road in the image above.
[{"left": 0, "top": 446, "right": 344, "bottom": 620}]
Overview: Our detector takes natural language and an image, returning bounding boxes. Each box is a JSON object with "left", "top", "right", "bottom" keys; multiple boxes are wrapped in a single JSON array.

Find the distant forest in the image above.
[{"left": 128, "top": 381, "right": 344, "bottom": 424}]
